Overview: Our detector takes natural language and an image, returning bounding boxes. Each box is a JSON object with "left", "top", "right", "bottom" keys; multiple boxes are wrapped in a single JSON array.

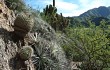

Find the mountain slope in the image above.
[
  {"left": 79, "top": 6, "right": 110, "bottom": 19},
  {"left": 68, "top": 6, "right": 110, "bottom": 27}
]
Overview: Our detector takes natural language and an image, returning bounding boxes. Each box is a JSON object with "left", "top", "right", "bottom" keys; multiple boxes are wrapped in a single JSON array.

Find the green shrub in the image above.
[
  {"left": 4, "top": 0, "right": 25, "bottom": 12},
  {"left": 62, "top": 21, "right": 110, "bottom": 70}
]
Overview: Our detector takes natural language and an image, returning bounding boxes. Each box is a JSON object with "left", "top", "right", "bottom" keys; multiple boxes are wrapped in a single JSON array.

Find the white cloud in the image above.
[
  {"left": 79, "top": 0, "right": 89, "bottom": 5},
  {"left": 43, "top": 0, "right": 78, "bottom": 12},
  {"left": 62, "top": 10, "right": 85, "bottom": 17},
  {"left": 26, "top": 0, "right": 110, "bottom": 17},
  {"left": 55, "top": 1, "right": 78, "bottom": 12},
  {"left": 62, "top": 0, "right": 110, "bottom": 17}
]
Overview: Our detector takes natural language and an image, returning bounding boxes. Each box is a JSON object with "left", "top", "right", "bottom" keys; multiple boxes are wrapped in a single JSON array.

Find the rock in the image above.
[
  {"left": 0, "top": 0, "right": 35, "bottom": 70},
  {"left": 0, "top": 0, "right": 15, "bottom": 31},
  {"left": 0, "top": 0, "right": 70, "bottom": 70}
]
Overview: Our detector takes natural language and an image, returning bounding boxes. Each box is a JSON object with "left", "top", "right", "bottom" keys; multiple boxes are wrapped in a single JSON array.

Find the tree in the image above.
[{"left": 63, "top": 20, "right": 110, "bottom": 70}]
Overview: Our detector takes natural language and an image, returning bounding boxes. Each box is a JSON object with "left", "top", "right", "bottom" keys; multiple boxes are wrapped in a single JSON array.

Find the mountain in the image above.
[
  {"left": 68, "top": 6, "right": 110, "bottom": 27},
  {"left": 91, "top": 17, "right": 110, "bottom": 26},
  {"left": 79, "top": 6, "right": 110, "bottom": 19}
]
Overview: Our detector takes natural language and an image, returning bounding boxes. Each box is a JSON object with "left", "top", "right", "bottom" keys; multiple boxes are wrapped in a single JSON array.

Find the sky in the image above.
[{"left": 25, "top": 0, "right": 110, "bottom": 17}]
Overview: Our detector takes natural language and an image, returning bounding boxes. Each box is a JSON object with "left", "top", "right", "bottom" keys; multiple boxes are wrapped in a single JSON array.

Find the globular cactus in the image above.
[
  {"left": 19, "top": 46, "right": 34, "bottom": 60},
  {"left": 14, "top": 12, "right": 34, "bottom": 37}
]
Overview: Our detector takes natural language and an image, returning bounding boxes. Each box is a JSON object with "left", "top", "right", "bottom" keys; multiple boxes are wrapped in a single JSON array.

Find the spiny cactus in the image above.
[
  {"left": 14, "top": 12, "right": 34, "bottom": 37},
  {"left": 53, "top": 0, "right": 55, "bottom": 7},
  {"left": 42, "top": 3, "right": 69, "bottom": 31},
  {"left": 19, "top": 46, "right": 33, "bottom": 60}
]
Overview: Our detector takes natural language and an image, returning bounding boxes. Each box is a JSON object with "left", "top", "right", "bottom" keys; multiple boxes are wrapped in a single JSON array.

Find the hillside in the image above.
[
  {"left": 68, "top": 6, "right": 110, "bottom": 27},
  {"left": 0, "top": 0, "right": 110, "bottom": 70},
  {"left": 0, "top": 0, "right": 69, "bottom": 70},
  {"left": 79, "top": 6, "right": 110, "bottom": 19}
]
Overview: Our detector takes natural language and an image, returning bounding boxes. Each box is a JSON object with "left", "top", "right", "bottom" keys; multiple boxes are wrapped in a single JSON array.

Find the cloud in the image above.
[
  {"left": 42, "top": 0, "right": 78, "bottom": 12},
  {"left": 41, "top": 0, "right": 79, "bottom": 16},
  {"left": 56, "top": 1, "right": 78, "bottom": 12},
  {"left": 25, "top": 0, "right": 110, "bottom": 17},
  {"left": 62, "top": 0, "right": 110, "bottom": 17}
]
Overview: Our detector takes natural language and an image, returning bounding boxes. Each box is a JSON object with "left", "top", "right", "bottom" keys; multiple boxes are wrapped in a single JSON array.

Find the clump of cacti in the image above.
[
  {"left": 42, "top": 0, "right": 69, "bottom": 31},
  {"left": 19, "top": 46, "right": 33, "bottom": 60},
  {"left": 43, "top": 5, "right": 57, "bottom": 16},
  {"left": 14, "top": 12, "right": 34, "bottom": 37}
]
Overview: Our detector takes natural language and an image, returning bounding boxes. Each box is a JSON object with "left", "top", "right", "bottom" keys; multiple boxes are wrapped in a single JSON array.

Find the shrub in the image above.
[{"left": 4, "top": 0, "right": 26, "bottom": 12}]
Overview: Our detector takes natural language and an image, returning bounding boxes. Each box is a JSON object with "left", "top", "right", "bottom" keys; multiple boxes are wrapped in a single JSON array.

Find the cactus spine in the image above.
[
  {"left": 42, "top": 0, "right": 69, "bottom": 31},
  {"left": 14, "top": 12, "right": 34, "bottom": 37},
  {"left": 19, "top": 46, "right": 33, "bottom": 60}
]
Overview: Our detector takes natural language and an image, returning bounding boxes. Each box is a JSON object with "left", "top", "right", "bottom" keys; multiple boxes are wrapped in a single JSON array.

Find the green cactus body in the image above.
[
  {"left": 42, "top": 2, "right": 69, "bottom": 31},
  {"left": 53, "top": 0, "right": 55, "bottom": 7},
  {"left": 19, "top": 46, "right": 33, "bottom": 60},
  {"left": 14, "top": 12, "right": 34, "bottom": 37}
]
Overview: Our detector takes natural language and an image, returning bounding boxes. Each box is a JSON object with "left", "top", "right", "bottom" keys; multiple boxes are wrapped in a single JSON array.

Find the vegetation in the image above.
[
  {"left": 5, "top": 0, "right": 110, "bottom": 70},
  {"left": 32, "top": 42, "right": 60, "bottom": 70},
  {"left": 4, "top": 0, "right": 26, "bottom": 12},
  {"left": 19, "top": 46, "right": 33, "bottom": 60},
  {"left": 14, "top": 12, "right": 34, "bottom": 37},
  {"left": 63, "top": 20, "right": 110, "bottom": 70},
  {"left": 41, "top": 0, "right": 69, "bottom": 31}
]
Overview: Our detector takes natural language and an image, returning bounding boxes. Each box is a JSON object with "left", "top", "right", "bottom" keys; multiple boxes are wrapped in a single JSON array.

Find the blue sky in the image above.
[{"left": 25, "top": 0, "right": 110, "bottom": 17}]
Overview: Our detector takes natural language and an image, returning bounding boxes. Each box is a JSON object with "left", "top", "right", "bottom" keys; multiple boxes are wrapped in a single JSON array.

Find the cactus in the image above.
[
  {"left": 14, "top": 12, "right": 34, "bottom": 37},
  {"left": 53, "top": 7, "right": 57, "bottom": 13},
  {"left": 53, "top": 0, "right": 55, "bottom": 7},
  {"left": 42, "top": 3, "right": 69, "bottom": 31},
  {"left": 19, "top": 46, "right": 33, "bottom": 60},
  {"left": 48, "top": 5, "right": 53, "bottom": 15},
  {"left": 45, "top": 5, "right": 49, "bottom": 15}
]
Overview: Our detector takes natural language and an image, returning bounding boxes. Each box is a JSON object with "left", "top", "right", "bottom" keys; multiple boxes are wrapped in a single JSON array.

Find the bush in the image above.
[
  {"left": 63, "top": 21, "right": 110, "bottom": 70},
  {"left": 4, "top": 0, "right": 26, "bottom": 12}
]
